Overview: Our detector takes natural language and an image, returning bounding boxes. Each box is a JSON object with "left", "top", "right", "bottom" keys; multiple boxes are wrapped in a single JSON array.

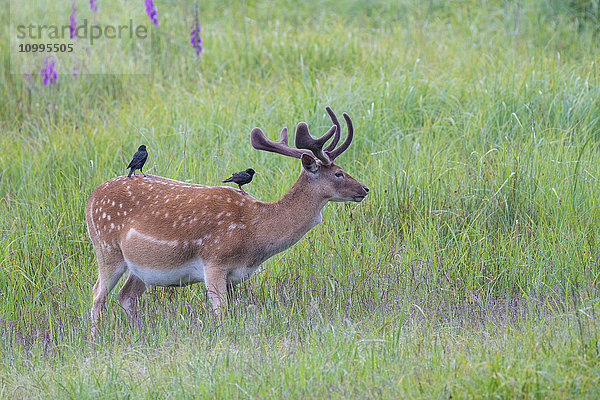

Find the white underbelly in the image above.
[
  {"left": 227, "top": 265, "right": 261, "bottom": 283},
  {"left": 125, "top": 257, "right": 206, "bottom": 286}
]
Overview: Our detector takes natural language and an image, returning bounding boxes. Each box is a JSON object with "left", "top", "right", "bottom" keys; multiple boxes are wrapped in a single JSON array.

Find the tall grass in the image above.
[{"left": 1, "top": 0, "right": 599, "bottom": 398}]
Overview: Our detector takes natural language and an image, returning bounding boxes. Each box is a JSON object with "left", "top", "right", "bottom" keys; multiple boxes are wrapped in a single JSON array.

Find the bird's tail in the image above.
[
  {"left": 222, "top": 178, "right": 233, "bottom": 183},
  {"left": 128, "top": 169, "right": 134, "bottom": 178}
]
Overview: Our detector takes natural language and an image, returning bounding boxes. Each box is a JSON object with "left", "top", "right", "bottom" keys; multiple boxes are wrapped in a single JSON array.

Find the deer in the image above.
[{"left": 85, "top": 107, "right": 369, "bottom": 330}]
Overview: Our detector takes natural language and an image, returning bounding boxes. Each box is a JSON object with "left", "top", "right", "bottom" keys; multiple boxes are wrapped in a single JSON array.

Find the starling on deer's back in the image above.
[
  {"left": 127, "top": 145, "right": 148, "bottom": 177},
  {"left": 222, "top": 168, "right": 257, "bottom": 195}
]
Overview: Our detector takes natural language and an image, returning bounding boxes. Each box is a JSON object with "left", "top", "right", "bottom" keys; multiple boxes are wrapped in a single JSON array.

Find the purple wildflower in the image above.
[
  {"left": 69, "top": 1, "right": 77, "bottom": 39},
  {"left": 90, "top": 0, "right": 98, "bottom": 12},
  {"left": 190, "top": 5, "right": 202, "bottom": 56},
  {"left": 144, "top": 0, "right": 158, "bottom": 25},
  {"left": 40, "top": 59, "right": 58, "bottom": 86}
]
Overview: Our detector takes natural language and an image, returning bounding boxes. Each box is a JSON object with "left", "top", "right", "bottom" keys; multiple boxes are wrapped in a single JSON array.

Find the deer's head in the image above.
[{"left": 251, "top": 107, "right": 369, "bottom": 203}]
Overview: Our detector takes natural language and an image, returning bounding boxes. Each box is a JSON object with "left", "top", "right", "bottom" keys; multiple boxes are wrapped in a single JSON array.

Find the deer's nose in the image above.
[{"left": 363, "top": 186, "right": 369, "bottom": 194}]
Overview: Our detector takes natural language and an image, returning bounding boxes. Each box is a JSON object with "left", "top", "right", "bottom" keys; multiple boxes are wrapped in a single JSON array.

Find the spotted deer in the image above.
[{"left": 86, "top": 107, "right": 369, "bottom": 328}]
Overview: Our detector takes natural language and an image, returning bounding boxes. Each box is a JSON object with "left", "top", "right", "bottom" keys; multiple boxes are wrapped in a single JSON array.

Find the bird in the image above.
[
  {"left": 222, "top": 168, "right": 257, "bottom": 195},
  {"left": 127, "top": 145, "right": 148, "bottom": 177}
]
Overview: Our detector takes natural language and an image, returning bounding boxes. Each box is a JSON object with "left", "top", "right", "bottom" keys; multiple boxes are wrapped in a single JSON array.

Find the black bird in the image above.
[
  {"left": 127, "top": 145, "right": 148, "bottom": 177},
  {"left": 222, "top": 168, "right": 257, "bottom": 195}
]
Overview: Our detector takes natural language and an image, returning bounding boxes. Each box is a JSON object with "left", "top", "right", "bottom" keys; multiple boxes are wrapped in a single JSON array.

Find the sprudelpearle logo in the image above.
[{"left": 10, "top": 0, "right": 153, "bottom": 77}]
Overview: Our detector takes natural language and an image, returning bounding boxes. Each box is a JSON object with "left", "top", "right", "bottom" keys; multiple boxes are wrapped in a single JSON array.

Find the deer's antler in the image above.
[
  {"left": 251, "top": 124, "right": 337, "bottom": 165},
  {"left": 250, "top": 127, "right": 309, "bottom": 159},
  {"left": 294, "top": 123, "right": 337, "bottom": 164},
  {"left": 251, "top": 106, "right": 353, "bottom": 165},
  {"left": 324, "top": 107, "right": 353, "bottom": 162},
  {"left": 324, "top": 106, "right": 341, "bottom": 153}
]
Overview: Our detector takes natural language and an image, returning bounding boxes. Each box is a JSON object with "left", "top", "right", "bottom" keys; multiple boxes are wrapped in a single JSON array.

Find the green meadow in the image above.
[{"left": 1, "top": 0, "right": 600, "bottom": 398}]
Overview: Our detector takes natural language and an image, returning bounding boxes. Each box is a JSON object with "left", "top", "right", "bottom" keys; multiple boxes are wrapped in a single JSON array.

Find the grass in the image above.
[{"left": 1, "top": 0, "right": 600, "bottom": 398}]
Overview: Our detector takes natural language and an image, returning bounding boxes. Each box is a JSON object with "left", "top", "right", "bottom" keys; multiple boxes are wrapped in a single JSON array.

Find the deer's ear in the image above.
[{"left": 301, "top": 154, "right": 319, "bottom": 174}]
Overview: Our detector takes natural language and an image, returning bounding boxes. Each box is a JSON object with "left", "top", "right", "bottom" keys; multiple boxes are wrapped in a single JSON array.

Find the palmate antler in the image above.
[{"left": 250, "top": 107, "right": 354, "bottom": 165}]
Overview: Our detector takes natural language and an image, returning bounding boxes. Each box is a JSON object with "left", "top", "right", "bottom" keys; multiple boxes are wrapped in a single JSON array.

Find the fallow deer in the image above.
[{"left": 86, "top": 107, "right": 369, "bottom": 328}]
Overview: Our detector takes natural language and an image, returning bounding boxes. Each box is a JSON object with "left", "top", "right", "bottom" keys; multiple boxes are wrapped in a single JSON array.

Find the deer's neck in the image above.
[{"left": 258, "top": 172, "right": 327, "bottom": 255}]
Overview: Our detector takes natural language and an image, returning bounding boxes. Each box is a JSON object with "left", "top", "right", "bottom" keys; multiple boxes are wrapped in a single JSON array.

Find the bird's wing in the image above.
[
  {"left": 235, "top": 171, "right": 252, "bottom": 181},
  {"left": 127, "top": 151, "right": 147, "bottom": 168}
]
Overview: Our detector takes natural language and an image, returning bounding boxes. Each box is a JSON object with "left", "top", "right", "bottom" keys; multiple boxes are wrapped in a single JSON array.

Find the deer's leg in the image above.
[
  {"left": 204, "top": 267, "right": 227, "bottom": 315},
  {"left": 91, "top": 249, "right": 127, "bottom": 333},
  {"left": 91, "top": 277, "right": 107, "bottom": 327},
  {"left": 118, "top": 272, "right": 147, "bottom": 322}
]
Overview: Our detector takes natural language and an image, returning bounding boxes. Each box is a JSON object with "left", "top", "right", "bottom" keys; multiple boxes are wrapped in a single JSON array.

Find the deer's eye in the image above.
[{"left": 335, "top": 171, "right": 344, "bottom": 178}]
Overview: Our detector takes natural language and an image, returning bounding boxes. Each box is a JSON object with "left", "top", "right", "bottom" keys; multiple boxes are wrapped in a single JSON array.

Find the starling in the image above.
[
  {"left": 222, "top": 168, "right": 257, "bottom": 195},
  {"left": 127, "top": 145, "right": 148, "bottom": 177}
]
